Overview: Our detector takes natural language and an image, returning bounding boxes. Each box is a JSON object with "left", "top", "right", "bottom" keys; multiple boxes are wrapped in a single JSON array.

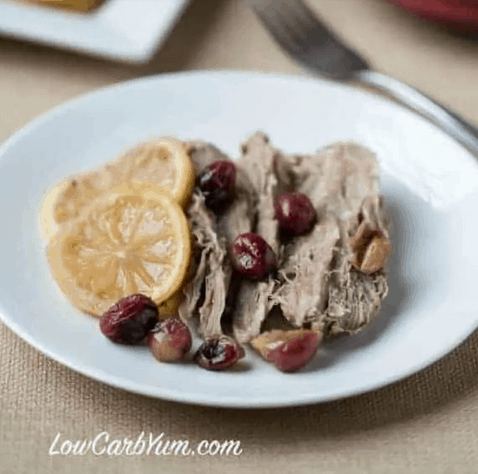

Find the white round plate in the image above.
[{"left": 1, "top": 71, "right": 477, "bottom": 408}]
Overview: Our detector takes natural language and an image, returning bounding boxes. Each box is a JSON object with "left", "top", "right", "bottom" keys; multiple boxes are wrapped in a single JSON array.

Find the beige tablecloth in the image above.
[{"left": 1, "top": 0, "right": 478, "bottom": 472}]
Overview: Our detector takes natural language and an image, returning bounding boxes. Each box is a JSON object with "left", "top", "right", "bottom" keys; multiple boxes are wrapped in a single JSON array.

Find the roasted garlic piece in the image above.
[
  {"left": 350, "top": 222, "right": 391, "bottom": 274},
  {"left": 251, "top": 329, "right": 322, "bottom": 372}
]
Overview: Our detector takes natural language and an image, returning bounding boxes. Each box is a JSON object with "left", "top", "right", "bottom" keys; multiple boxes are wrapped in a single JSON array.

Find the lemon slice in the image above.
[
  {"left": 40, "top": 166, "right": 121, "bottom": 241},
  {"left": 26, "top": 0, "right": 102, "bottom": 12},
  {"left": 118, "top": 138, "right": 195, "bottom": 208},
  {"left": 40, "top": 138, "right": 195, "bottom": 241},
  {"left": 46, "top": 185, "right": 191, "bottom": 316}
]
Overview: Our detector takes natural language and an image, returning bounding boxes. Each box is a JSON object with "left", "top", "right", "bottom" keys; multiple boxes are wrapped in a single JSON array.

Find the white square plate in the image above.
[{"left": 0, "top": 0, "right": 191, "bottom": 63}]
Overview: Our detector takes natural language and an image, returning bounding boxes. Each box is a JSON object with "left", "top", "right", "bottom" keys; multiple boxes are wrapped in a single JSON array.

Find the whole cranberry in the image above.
[
  {"left": 147, "top": 317, "right": 192, "bottom": 362},
  {"left": 274, "top": 193, "right": 316, "bottom": 235},
  {"left": 198, "top": 160, "right": 237, "bottom": 211},
  {"left": 267, "top": 332, "right": 320, "bottom": 372},
  {"left": 194, "top": 336, "right": 245, "bottom": 371},
  {"left": 230, "top": 232, "right": 277, "bottom": 279},
  {"left": 99, "top": 294, "right": 158, "bottom": 345}
]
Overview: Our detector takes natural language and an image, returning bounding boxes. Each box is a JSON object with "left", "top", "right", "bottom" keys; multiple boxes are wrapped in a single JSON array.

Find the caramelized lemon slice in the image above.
[
  {"left": 46, "top": 186, "right": 191, "bottom": 316},
  {"left": 40, "top": 138, "right": 195, "bottom": 240},
  {"left": 40, "top": 167, "right": 121, "bottom": 241},
  {"left": 119, "top": 138, "right": 195, "bottom": 208},
  {"left": 25, "top": 0, "right": 103, "bottom": 12}
]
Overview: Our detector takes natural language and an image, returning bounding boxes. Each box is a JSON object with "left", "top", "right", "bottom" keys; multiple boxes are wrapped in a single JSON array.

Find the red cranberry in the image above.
[
  {"left": 274, "top": 193, "right": 316, "bottom": 235},
  {"left": 99, "top": 294, "right": 158, "bottom": 345},
  {"left": 198, "top": 160, "right": 237, "bottom": 211},
  {"left": 194, "top": 336, "right": 245, "bottom": 371},
  {"left": 230, "top": 232, "right": 277, "bottom": 279},
  {"left": 147, "top": 317, "right": 192, "bottom": 362},
  {"left": 267, "top": 332, "right": 320, "bottom": 372}
]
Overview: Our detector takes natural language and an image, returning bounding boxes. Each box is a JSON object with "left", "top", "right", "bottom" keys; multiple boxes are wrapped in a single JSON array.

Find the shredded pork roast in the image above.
[
  {"left": 271, "top": 142, "right": 389, "bottom": 335},
  {"left": 178, "top": 141, "right": 256, "bottom": 339},
  {"left": 230, "top": 132, "right": 284, "bottom": 343},
  {"left": 178, "top": 135, "right": 390, "bottom": 345}
]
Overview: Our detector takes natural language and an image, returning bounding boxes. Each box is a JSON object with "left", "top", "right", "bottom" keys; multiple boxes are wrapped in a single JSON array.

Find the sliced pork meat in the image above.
[
  {"left": 240, "top": 132, "right": 280, "bottom": 253},
  {"left": 180, "top": 137, "right": 390, "bottom": 345},
  {"left": 185, "top": 140, "right": 229, "bottom": 175},
  {"left": 178, "top": 141, "right": 229, "bottom": 338},
  {"left": 216, "top": 166, "right": 257, "bottom": 245},
  {"left": 178, "top": 191, "right": 227, "bottom": 337},
  {"left": 273, "top": 214, "right": 340, "bottom": 326},
  {"left": 323, "top": 267, "right": 389, "bottom": 335},
  {"left": 179, "top": 141, "right": 256, "bottom": 339},
  {"left": 271, "top": 142, "right": 390, "bottom": 334},
  {"left": 321, "top": 192, "right": 390, "bottom": 335},
  {"left": 199, "top": 166, "right": 257, "bottom": 339},
  {"left": 231, "top": 132, "right": 283, "bottom": 343},
  {"left": 186, "top": 139, "right": 256, "bottom": 243}
]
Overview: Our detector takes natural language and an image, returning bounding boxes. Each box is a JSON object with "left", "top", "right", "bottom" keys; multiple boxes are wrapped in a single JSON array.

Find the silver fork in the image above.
[{"left": 249, "top": 0, "right": 478, "bottom": 156}]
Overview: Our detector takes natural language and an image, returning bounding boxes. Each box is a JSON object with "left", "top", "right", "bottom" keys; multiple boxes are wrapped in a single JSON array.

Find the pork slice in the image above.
[
  {"left": 185, "top": 139, "right": 256, "bottom": 241},
  {"left": 199, "top": 166, "right": 257, "bottom": 338},
  {"left": 177, "top": 191, "right": 223, "bottom": 336},
  {"left": 178, "top": 141, "right": 230, "bottom": 338},
  {"left": 231, "top": 132, "right": 282, "bottom": 343},
  {"left": 271, "top": 142, "right": 389, "bottom": 332},
  {"left": 320, "top": 194, "right": 390, "bottom": 335},
  {"left": 216, "top": 166, "right": 257, "bottom": 244},
  {"left": 323, "top": 267, "right": 389, "bottom": 335},
  {"left": 199, "top": 242, "right": 230, "bottom": 338},
  {"left": 270, "top": 146, "right": 343, "bottom": 326},
  {"left": 179, "top": 141, "right": 256, "bottom": 339},
  {"left": 273, "top": 214, "right": 341, "bottom": 326},
  {"left": 229, "top": 280, "right": 268, "bottom": 343},
  {"left": 320, "top": 144, "right": 390, "bottom": 335},
  {"left": 185, "top": 140, "right": 229, "bottom": 175},
  {"left": 178, "top": 190, "right": 232, "bottom": 339},
  {"left": 239, "top": 132, "right": 280, "bottom": 252},
  {"left": 178, "top": 141, "right": 226, "bottom": 328}
]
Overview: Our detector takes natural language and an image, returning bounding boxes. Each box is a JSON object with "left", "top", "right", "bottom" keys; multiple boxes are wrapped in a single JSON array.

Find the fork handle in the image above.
[{"left": 355, "top": 70, "right": 478, "bottom": 156}]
